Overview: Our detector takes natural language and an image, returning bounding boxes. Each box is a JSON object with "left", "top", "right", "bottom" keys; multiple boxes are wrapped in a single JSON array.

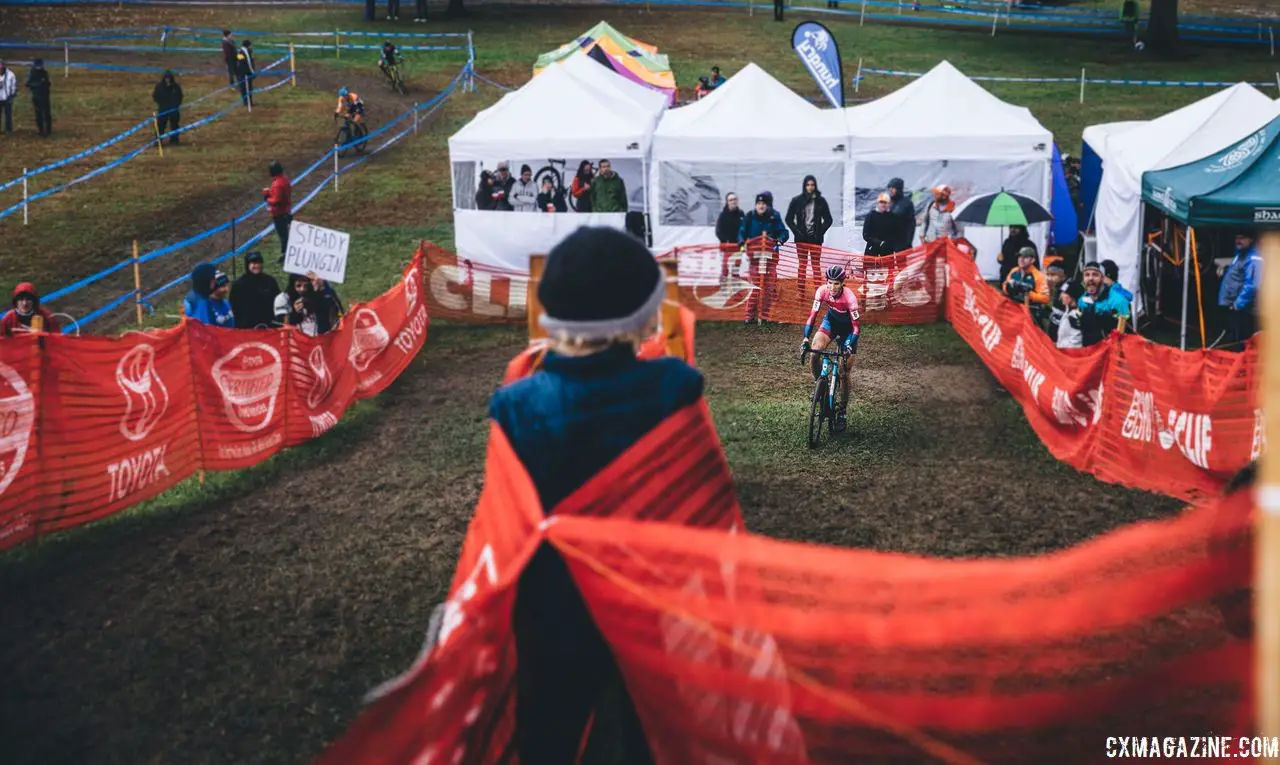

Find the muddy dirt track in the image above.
[{"left": 0, "top": 321, "right": 1184, "bottom": 765}]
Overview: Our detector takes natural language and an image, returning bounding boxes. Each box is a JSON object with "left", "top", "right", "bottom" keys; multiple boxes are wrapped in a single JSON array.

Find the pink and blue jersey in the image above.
[{"left": 804, "top": 284, "right": 861, "bottom": 348}]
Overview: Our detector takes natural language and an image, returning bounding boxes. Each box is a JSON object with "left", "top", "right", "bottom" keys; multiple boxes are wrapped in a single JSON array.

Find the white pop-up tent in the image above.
[
  {"left": 448, "top": 59, "right": 666, "bottom": 270},
  {"left": 1092, "top": 82, "right": 1276, "bottom": 314},
  {"left": 844, "top": 61, "right": 1054, "bottom": 279},
  {"left": 648, "top": 62, "right": 848, "bottom": 253}
]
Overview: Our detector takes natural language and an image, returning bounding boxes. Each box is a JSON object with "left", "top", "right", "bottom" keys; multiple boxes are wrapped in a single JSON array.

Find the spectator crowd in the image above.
[{"left": 475, "top": 160, "right": 629, "bottom": 213}]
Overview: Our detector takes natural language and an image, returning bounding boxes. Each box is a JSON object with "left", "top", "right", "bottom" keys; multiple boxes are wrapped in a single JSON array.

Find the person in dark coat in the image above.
[
  {"left": 715, "top": 192, "right": 744, "bottom": 279},
  {"left": 152, "top": 70, "right": 183, "bottom": 145},
  {"left": 235, "top": 39, "right": 255, "bottom": 107},
  {"left": 475, "top": 170, "right": 497, "bottom": 210},
  {"left": 221, "top": 30, "right": 238, "bottom": 85},
  {"left": 885, "top": 177, "right": 916, "bottom": 251},
  {"left": 774, "top": 0, "right": 784, "bottom": 21},
  {"left": 862, "top": 193, "right": 897, "bottom": 256},
  {"left": 785, "top": 175, "right": 834, "bottom": 301},
  {"left": 26, "top": 59, "right": 51, "bottom": 137},
  {"left": 998, "top": 225, "right": 1035, "bottom": 285},
  {"left": 230, "top": 251, "right": 280, "bottom": 329},
  {"left": 738, "top": 191, "right": 789, "bottom": 324},
  {"left": 535, "top": 176, "right": 567, "bottom": 213}
]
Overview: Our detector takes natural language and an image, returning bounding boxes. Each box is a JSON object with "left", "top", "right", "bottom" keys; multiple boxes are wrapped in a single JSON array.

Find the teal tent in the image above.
[{"left": 1142, "top": 115, "right": 1280, "bottom": 228}]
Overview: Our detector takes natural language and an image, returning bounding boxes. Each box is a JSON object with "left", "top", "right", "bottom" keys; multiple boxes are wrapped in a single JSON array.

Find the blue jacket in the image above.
[
  {"left": 489, "top": 344, "right": 704, "bottom": 514},
  {"left": 1218, "top": 244, "right": 1261, "bottom": 311},
  {"left": 184, "top": 292, "right": 234, "bottom": 327},
  {"left": 738, "top": 208, "right": 789, "bottom": 246}
]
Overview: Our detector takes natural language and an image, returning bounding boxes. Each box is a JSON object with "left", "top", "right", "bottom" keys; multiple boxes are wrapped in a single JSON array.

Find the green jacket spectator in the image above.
[{"left": 589, "top": 159, "right": 627, "bottom": 213}]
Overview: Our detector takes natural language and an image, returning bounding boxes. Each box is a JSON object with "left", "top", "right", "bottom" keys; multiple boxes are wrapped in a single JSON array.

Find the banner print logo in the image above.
[
  {"left": 0, "top": 362, "right": 35, "bottom": 499},
  {"left": 1205, "top": 127, "right": 1267, "bottom": 173},
  {"left": 212, "top": 342, "right": 284, "bottom": 433},
  {"left": 116, "top": 344, "right": 171, "bottom": 442},
  {"left": 791, "top": 21, "right": 843, "bottom": 109}
]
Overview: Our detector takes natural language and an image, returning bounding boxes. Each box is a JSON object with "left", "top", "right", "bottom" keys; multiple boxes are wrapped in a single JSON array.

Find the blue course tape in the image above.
[
  {"left": 858, "top": 66, "right": 1280, "bottom": 89},
  {"left": 65, "top": 68, "right": 465, "bottom": 328}
]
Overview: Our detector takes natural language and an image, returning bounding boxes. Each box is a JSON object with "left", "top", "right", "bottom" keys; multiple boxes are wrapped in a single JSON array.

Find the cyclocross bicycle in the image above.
[
  {"left": 801, "top": 344, "right": 852, "bottom": 448},
  {"left": 334, "top": 114, "right": 368, "bottom": 158},
  {"left": 382, "top": 60, "right": 406, "bottom": 95}
]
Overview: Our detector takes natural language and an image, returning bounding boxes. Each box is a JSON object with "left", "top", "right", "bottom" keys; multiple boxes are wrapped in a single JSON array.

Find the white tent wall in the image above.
[
  {"left": 1092, "top": 83, "right": 1276, "bottom": 316},
  {"left": 649, "top": 63, "right": 850, "bottom": 252},
  {"left": 448, "top": 59, "right": 665, "bottom": 269},
  {"left": 842, "top": 62, "right": 1055, "bottom": 279}
]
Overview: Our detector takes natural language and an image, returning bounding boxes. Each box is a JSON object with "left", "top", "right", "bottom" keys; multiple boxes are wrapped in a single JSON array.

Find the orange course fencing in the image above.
[
  {"left": 419, "top": 238, "right": 1256, "bottom": 501},
  {"left": 323, "top": 385, "right": 1256, "bottom": 764},
  {"left": 0, "top": 254, "right": 429, "bottom": 550}
]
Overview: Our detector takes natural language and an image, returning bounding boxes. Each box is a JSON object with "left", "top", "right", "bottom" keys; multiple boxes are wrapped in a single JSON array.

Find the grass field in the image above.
[{"left": 0, "top": 2, "right": 1267, "bottom": 762}]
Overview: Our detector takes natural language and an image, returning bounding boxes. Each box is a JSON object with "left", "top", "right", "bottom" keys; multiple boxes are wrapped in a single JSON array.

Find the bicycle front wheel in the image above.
[
  {"left": 808, "top": 376, "right": 828, "bottom": 448},
  {"left": 393, "top": 69, "right": 406, "bottom": 96}
]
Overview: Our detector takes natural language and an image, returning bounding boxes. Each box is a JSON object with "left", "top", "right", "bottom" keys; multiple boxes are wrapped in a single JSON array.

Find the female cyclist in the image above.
[{"left": 800, "top": 264, "right": 861, "bottom": 431}]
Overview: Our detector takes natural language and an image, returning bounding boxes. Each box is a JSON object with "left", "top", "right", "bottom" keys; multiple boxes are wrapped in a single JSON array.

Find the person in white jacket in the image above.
[
  {"left": 919, "top": 184, "right": 958, "bottom": 243},
  {"left": 509, "top": 164, "right": 538, "bottom": 212},
  {"left": 0, "top": 61, "right": 17, "bottom": 133},
  {"left": 1056, "top": 280, "right": 1085, "bottom": 349}
]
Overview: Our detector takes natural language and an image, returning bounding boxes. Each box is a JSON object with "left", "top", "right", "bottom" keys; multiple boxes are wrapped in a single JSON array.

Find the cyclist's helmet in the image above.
[
  {"left": 825, "top": 265, "right": 847, "bottom": 282},
  {"left": 338, "top": 87, "right": 348, "bottom": 97}
]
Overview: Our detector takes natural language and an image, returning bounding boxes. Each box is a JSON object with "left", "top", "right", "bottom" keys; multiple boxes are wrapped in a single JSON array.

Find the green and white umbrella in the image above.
[{"left": 954, "top": 191, "right": 1053, "bottom": 227}]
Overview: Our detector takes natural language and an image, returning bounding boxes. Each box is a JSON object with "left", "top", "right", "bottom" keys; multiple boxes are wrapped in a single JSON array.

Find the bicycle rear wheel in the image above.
[
  {"left": 335, "top": 124, "right": 352, "bottom": 158},
  {"left": 354, "top": 122, "right": 369, "bottom": 154},
  {"left": 830, "top": 370, "right": 848, "bottom": 434},
  {"left": 808, "top": 376, "right": 828, "bottom": 448}
]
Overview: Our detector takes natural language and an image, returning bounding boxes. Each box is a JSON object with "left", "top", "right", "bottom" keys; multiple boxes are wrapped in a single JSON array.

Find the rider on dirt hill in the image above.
[
  {"left": 378, "top": 41, "right": 399, "bottom": 78},
  {"left": 335, "top": 87, "right": 365, "bottom": 124},
  {"left": 800, "top": 264, "right": 861, "bottom": 432}
]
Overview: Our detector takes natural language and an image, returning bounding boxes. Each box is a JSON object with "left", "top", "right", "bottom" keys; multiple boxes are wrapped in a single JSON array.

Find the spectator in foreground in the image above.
[
  {"left": 570, "top": 160, "right": 594, "bottom": 213},
  {"left": 1056, "top": 281, "right": 1085, "bottom": 349},
  {"left": 1218, "top": 229, "right": 1261, "bottom": 346},
  {"left": 152, "top": 70, "right": 183, "bottom": 146},
  {"left": 231, "top": 251, "right": 280, "bottom": 329},
  {"left": 1, "top": 283, "right": 60, "bottom": 336},
  {"left": 510, "top": 165, "right": 538, "bottom": 212},
  {"left": 590, "top": 159, "right": 627, "bottom": 213},
  {"left": 785, "top": 175, "right": 833, "bottom": 301},
  {"left": 489, "top": 226, "right": 700, "bottom": 765},
  {"left": 1079, "top": 261, "right": 1130, "bottom": 346},
  {"left": 862, "top": 193, "right": 896, "bottom": 256},
  {"left": 0, "top": 62, "right": 13, "bottom": 134},
  {"left": 184, "top": 264, "right": 235, "bottom": 328},
  {"left": 26, "top": 59, "right": 51, "bottom": 137},
  {"left": 998, "top": 225, "right": 1035, "bottom": 285},
  {"left": 920, "top": 184, "right": 957, "bottom": 243},
  {"left": 536, "top": 176, "right": 566, "bottom": 213},
  {"left": 275, "top": 272, "right": 321, "bottom": 335},
  {"left": 235, "top": 39, "right": 256, "bottom": 107},
  {"left": 885, "top": 178, "right": 916, "bottom": 251},
  {"left": 738, "top": 191, "right": 788, "bottom": 324},
  {"left": 221, "top": 30, "right": 238, "bottom": 85},
  {"left": 265, "top": 161, "right": 293, "bottom": 261}
]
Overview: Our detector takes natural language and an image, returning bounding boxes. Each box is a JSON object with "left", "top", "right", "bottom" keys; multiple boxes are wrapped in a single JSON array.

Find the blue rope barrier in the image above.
[{"left": 857, "top": 66, "right": 1280, "bottom": 89}]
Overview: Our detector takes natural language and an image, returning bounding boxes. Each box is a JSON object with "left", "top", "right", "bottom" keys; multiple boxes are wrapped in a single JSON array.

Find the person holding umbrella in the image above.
[{"left": 953, "top": 190, "right": 1052, "bottom": 283}]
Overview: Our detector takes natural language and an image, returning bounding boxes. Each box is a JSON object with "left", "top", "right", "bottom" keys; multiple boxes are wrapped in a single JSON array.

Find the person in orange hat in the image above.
[
  {"left": 1, "top": 282, "right": 60, "bottom": 336},
  {"left": 920, "top": 184, "right": 958, "bottom": 243}
]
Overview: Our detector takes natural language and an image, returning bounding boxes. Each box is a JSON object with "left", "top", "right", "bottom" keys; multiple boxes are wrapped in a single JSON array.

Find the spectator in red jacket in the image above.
[
  {"left": 264, "top": 160, "right": 292, "bottom": 263},
  {"left": 1, "top": 282, "right": 60, "bottom": 336},
  {"left": 570, "top": 160, "right": 594, "bottom": 213}
]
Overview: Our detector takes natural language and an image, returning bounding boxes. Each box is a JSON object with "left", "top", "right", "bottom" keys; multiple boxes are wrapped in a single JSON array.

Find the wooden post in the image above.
[
  {"left": 289, "top": 42, "right": 296, "bottom": 87},
  {"left": 152, "top": 112, "right": 164, "bottom": 158},
  {"left": 527, "top": 254, "right": 547, "bottom": 342},
  {"left": 21, "top": 168, "right": 28, "bottom": 226},
  {"left": 1190, "top": 228, "right": 1206, "bottom": 348},
  {"left": 1079, "top": 68, "right": 1086, "bottom": 104},
  {"left": 991, "top": 8, "right": 999, "bottom": 36},
  {"left": 335, "top": 29, "right": 341, "bottom": 59},
  {"left": 1258, "top": 227, "right": 1280, "bottom": 759},
  {"left": 63, "top": 41, "right": 69, "bottom": 78},
  {"left": 132, "top": 240, "right": 143, "bottom": 326},
  {"left": 659, "top": 258, "right": 685, "bottom": 361},
  {"left": 860, "top": 0, "right": 866, "bottom": 26}
]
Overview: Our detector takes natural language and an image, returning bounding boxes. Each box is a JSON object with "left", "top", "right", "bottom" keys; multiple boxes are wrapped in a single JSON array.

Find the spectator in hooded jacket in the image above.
[
  {"left": 738, "top": 191, "right": 788, "bottom": 324},
  {"left": 715, "top": 192, "right": 744, "bottom": 278},
  {"left": 1079, "top": 261, "right": 1130, "bottom": 346},
  {"left": 862, "top": 193, "right": 896, "bottom": 256},
  {"left": 920, "top": 185, "right": 958, "bottom": 243},
  {"left": 275, "top": 272, "right": 322, "bottom": 335},
  {"left": 185, "top": 264, "right": 235, "bottom": 327},
  {"left": 590, "top": 159, "right": 627, "bottom": 213},
  {"left": 998, "top": 225, "right": 1034, "bottom": 285},
  {"left": 536, "top": 176, "right": 567, "bottom": 213},
  {"left": 475, "top": 170, "right": 497, "bottom": 210},
  {"left": 0, "top": 61, "right": 16, "bottom": 134},
  {"left": 1100, "top": 258, "right": 1134, "bottom": 315},
  {"left": 1, "top": 282, "right": 60, "bottom": 336},
  {"left": 510, "top": 165, "right": 539, "bottom": 212},
  {"left": 311, "top": 275, "right": 344, "bottom": 333},
  {"left": 570, "top": 160, "right": 594, "bottom": 213},
  {"left": 152, "top": 70, "right": 183, "bottom": 145},
  {"left": 885, "top": 178, "right": 916, "bottom": 251},
  {"left": 231, "top": 251, "right": 280, "bottom": 329},
  {"left": 264, "top": 161, "right": 292, "bottom": 261},
  {"left": 1218, "top": 229, "right": 1261, "bottom": 346},
  {"left": 221, "top": 30, "right": 238, "bottom": 85},
  {"left": 785, "top": 175, "right": 834, "bottom": 301},
  {"left": 27, "top": 59, "right": 51, "bottom": 137}
]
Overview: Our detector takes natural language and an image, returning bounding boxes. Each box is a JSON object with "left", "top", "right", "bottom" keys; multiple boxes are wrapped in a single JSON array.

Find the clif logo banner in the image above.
[{"left": 0, "top": 253, "right": 429, "bottom": 549}]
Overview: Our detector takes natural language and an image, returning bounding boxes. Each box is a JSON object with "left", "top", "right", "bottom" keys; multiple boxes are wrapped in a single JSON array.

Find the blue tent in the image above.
[{"left": 1050, "top": 143, "right": 1079, "bottom": 247}]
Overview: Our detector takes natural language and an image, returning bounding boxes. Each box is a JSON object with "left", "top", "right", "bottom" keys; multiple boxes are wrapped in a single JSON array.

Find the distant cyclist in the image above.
[
  {"left": 334, "top": 87, "right": 364, "bottom": 123},
  {"left": 799, "top": 265, "right": 861, "bottom": 431},
  {"left": 378, "top": 40, "right": 399, "bottom": 77}
]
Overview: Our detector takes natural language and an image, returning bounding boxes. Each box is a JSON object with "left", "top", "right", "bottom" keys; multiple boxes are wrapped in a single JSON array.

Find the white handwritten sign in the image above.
[{"left": 285, "top": 221, "right": 350, "bottom": 284}]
